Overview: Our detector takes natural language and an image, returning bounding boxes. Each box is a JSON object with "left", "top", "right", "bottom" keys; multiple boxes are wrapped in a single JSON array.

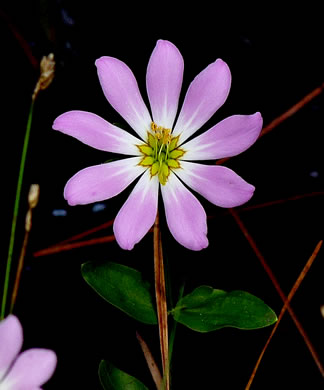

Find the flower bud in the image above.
[{"left": 28, "top": 184, "right": 40, "bottom": 209}]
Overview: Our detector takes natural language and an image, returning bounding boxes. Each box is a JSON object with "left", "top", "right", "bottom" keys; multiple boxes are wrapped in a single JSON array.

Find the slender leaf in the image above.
[
  {"left": 82, "top": 261, "right": 157, "bottom": 324},
  {"left": 172, "top": 285, "right": 277, "bottom": 332},
  {"left": 99, "top": 360, "right": 149, "bottom": 390}
]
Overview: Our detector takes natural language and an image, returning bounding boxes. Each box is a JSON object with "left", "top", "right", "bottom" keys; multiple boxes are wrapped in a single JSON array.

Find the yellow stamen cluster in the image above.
[{"left": 137, "top": 122, "right": 185, "bottom": 185}]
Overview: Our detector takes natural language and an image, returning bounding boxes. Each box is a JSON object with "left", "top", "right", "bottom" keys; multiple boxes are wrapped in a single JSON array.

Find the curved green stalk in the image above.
[{"left": 1, "top": 99, "right": 35, "bottom": 319}]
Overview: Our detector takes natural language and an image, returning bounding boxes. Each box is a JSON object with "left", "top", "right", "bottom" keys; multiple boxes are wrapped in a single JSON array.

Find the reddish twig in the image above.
[
  {"left": 246, "top": 240, "right": 323, "bottom": 389},
  {"left": 217, "top": 82, "right": 324, "bottom": 165},
  {"left": 56, "top": 219, "right": 114, "bottom": 246},
  {"left": 0, "top": 9, "right": 39, "bottom": 69},
  {"left": 33, "top": 191, "right": 324, "bottom": 258},
  {"left": 237, "top": 191, "right": 324, "bottom": 214},
  {"left": 33, "top": 234, "right": 115, "bottom": 257},
  {"left": 229, "top": 208, "right": 324, "bottom": 379}
]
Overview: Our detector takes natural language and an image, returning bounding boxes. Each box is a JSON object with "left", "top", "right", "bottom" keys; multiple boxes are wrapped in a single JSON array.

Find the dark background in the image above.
[{"left": 1, "top": 2, "right": 323, "bottom": 389}]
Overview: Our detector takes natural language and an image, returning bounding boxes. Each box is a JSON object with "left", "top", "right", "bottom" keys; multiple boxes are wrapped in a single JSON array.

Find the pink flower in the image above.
[
  {"left": 0, "top": 315, "right": 57, "bottom": 390},
  {"left": 53, "top": 40, "right": 262, "bottom": 251}
]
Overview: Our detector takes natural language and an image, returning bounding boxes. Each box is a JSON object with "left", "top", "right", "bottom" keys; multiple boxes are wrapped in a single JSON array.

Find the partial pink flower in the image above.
[
  {"left": 0, "top": 315, "right": 57, "bottom": 390},
  {"left": 53, "top": 39, "right": 263, "bottom": 251}
]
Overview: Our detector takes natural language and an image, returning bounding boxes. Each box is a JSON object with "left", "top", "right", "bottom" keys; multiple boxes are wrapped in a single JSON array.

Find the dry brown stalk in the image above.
[
  {"left": 229, "top": 209, "right": 324, "bottom": 380},
  {"left": 153, "top": 212, "right": 169, "bottom": 390},
  {"left": 245, "top": 240, "right": 323, "bottom": 389},
  {"left": 136, "top": 331, "right": 163, "bottom": 390}
]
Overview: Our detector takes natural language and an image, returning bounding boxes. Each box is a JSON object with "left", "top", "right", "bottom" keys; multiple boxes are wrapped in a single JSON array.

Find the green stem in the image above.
[
  {"left": 168, "top": 281, "right": 185, "bottom": 367},
  {"left": 1, "top": 99, "right": 35, "bottom": 319}
]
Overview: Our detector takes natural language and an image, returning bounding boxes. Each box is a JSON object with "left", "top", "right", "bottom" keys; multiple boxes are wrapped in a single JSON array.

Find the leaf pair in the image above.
[{"left": 81, "top": 260, "right": 277, "bottom": 332}]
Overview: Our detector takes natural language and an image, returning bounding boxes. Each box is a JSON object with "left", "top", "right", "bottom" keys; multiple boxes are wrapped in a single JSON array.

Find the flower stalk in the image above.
[
  {"left": 1, "top": 54, "right": 55, "bottom": 320},
  {"left": 153, "top": 211, "right": 169, "bottom": 390},
  {"left": 1, "top": 99, "right": 35, "bottom": 320}
]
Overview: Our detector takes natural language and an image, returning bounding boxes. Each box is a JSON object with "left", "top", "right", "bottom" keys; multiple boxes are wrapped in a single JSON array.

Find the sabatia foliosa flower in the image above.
[
  {"left": 53, "top": 40, "right": 262, "bottom": 251},
  {"left": 0, "top": 315, "right": 57, "bottom": 390}
]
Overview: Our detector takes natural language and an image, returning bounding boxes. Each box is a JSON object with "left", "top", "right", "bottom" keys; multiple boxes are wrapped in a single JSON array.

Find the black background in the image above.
[{"left": 1, "top": 2, "right": 324, "bottom": 389}]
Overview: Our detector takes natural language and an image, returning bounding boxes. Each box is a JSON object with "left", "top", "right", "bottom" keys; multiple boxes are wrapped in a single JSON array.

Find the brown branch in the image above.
[
  {"left": 246, "top": 240, "right": 323, "bottom": 389},
  {"left": 33, "top": 191, "right": 324, "bottom": 258},
  {"left": 33, "top": 234, "right": 116, "bottom": 257},
  {"left": 260, "top": 83, "right": 324, "bottom": 138},
  {"left": 56, "top": 219, "right": 115, "bottom": 246},
  {"left": 229, "top": 208, "right": 324, "bottom": 379},
  {"left": 217, "top": 82, "right": 324, "bottom": 166},
  {"left": 237, "top": 191, "right": 324, "bottom": 214}
]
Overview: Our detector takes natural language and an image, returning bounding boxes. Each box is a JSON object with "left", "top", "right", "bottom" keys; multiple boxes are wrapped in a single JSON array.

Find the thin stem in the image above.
[
  {"left": 229, "top": 208, "right": 324, "bottom": 378},
  {"left": 168, "top": 281, "right": 185, "bottom": 368},
  {"left": 153, "top": 211, "right": 169, "bottom": 390},
  {"left": 1, "top": 99, "right": 35, "bottom": 320},
  {"left": 9, "top": 219, "right": 30, "bottom": 313},
  {"left": 246, "top": 240, "right": 323, "bottom": 389}
]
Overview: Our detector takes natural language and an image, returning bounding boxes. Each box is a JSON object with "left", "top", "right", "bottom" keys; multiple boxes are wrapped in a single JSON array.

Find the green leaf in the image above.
[
  {"left": 171, "top": 286, "right": 277, "bottom": 332},
  {"left": 99, "top": 360, "right": 149, "bottom": 390},
  {"left": 81, "top": 261, "right": 157, "bottom": 325}
]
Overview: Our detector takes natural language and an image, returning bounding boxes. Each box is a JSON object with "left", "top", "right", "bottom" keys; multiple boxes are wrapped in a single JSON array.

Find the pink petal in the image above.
[
  {"left": 0, "top": 314, "right": 23, "bottom": 381},
  {"left": 161, "top": 173, "right": 208, "bottom": 250},
  {"left": 95, "top": 56, "right": 152, "bottom": 140},
  {"left": 3, "top": 348, "right": 57, "bottom": 388},
  {"left": 53, "top": 110, "right": 142, "bottom": 155},
  {"left": 64, "top": 157, "right": 145, "bottom": 206},
  {"left": 113, "top": 170, "right": 159, "bottom": 250},
  {"left": 175, "top": 161, "right": 255, "bottom": 208},
  {"left": 0, "top": 315, "right": 23, "bottom": 380},
  {"left": 146, "top": 40, "right": 184, "bottom": 129},
  {"left": 173, "top": 59, "right": 231, "bottom": 144},
  {"left": 181, "top": 113, "right": 263, "bottom": 160}
]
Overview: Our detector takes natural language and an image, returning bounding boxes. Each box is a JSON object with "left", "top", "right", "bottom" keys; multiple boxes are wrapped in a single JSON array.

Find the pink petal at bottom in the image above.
[
  {"left": 2, "top": 349, "right": 57, "bottom": 388},
  {"left": 161, "top": 173, "right": 208, "bottom": 251},
  {"left": 175, "top": 161, "right": 255, "bottom": 208},
  {"left": 64, "top": 157, "right": 145, "bottom": 206},
  {"left": 113, "top": 170, "right": 159, "bottom": 250},
  {"left": 0, "top": 315, "right": 23, "bottom": 381}
]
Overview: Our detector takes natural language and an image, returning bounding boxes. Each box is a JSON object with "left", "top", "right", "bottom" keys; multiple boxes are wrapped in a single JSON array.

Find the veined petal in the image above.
[
  {"left": 3, "top": 349, "right": 57, "bottom": 388},
  {"left": 173, "top": 59, "right": 231, "bottom": 144},
  {"left": 95, "top": 56, "right": 152, "bottom": 140},
  {"left": 161, "top": 173, "right": 208, "bottom": 251},
  {"left": 53, "top": 110, "right": 142, "bottom": 155},
  {"left": 0, "top": 315, "right": 23, "bottom": 381},
  {"left": 113, "top": 170, "right": 159, "bottom": 250},
  {"left": 146, "top": 40, "right": 184, "bottom": 129},
  {"left": 64, "top": 157, "right": 145, "bottom": 206},
  {"left": 176, "top": 161, "right": 255, "bottom": 207},
  {"left": 181, "top": 113, "right": 263, "bottom": 160}
]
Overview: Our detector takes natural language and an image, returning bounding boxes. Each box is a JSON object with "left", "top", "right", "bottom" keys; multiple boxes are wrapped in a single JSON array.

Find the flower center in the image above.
[{"left": 137, "top": 122, "right": 185, "bottom": 185}]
